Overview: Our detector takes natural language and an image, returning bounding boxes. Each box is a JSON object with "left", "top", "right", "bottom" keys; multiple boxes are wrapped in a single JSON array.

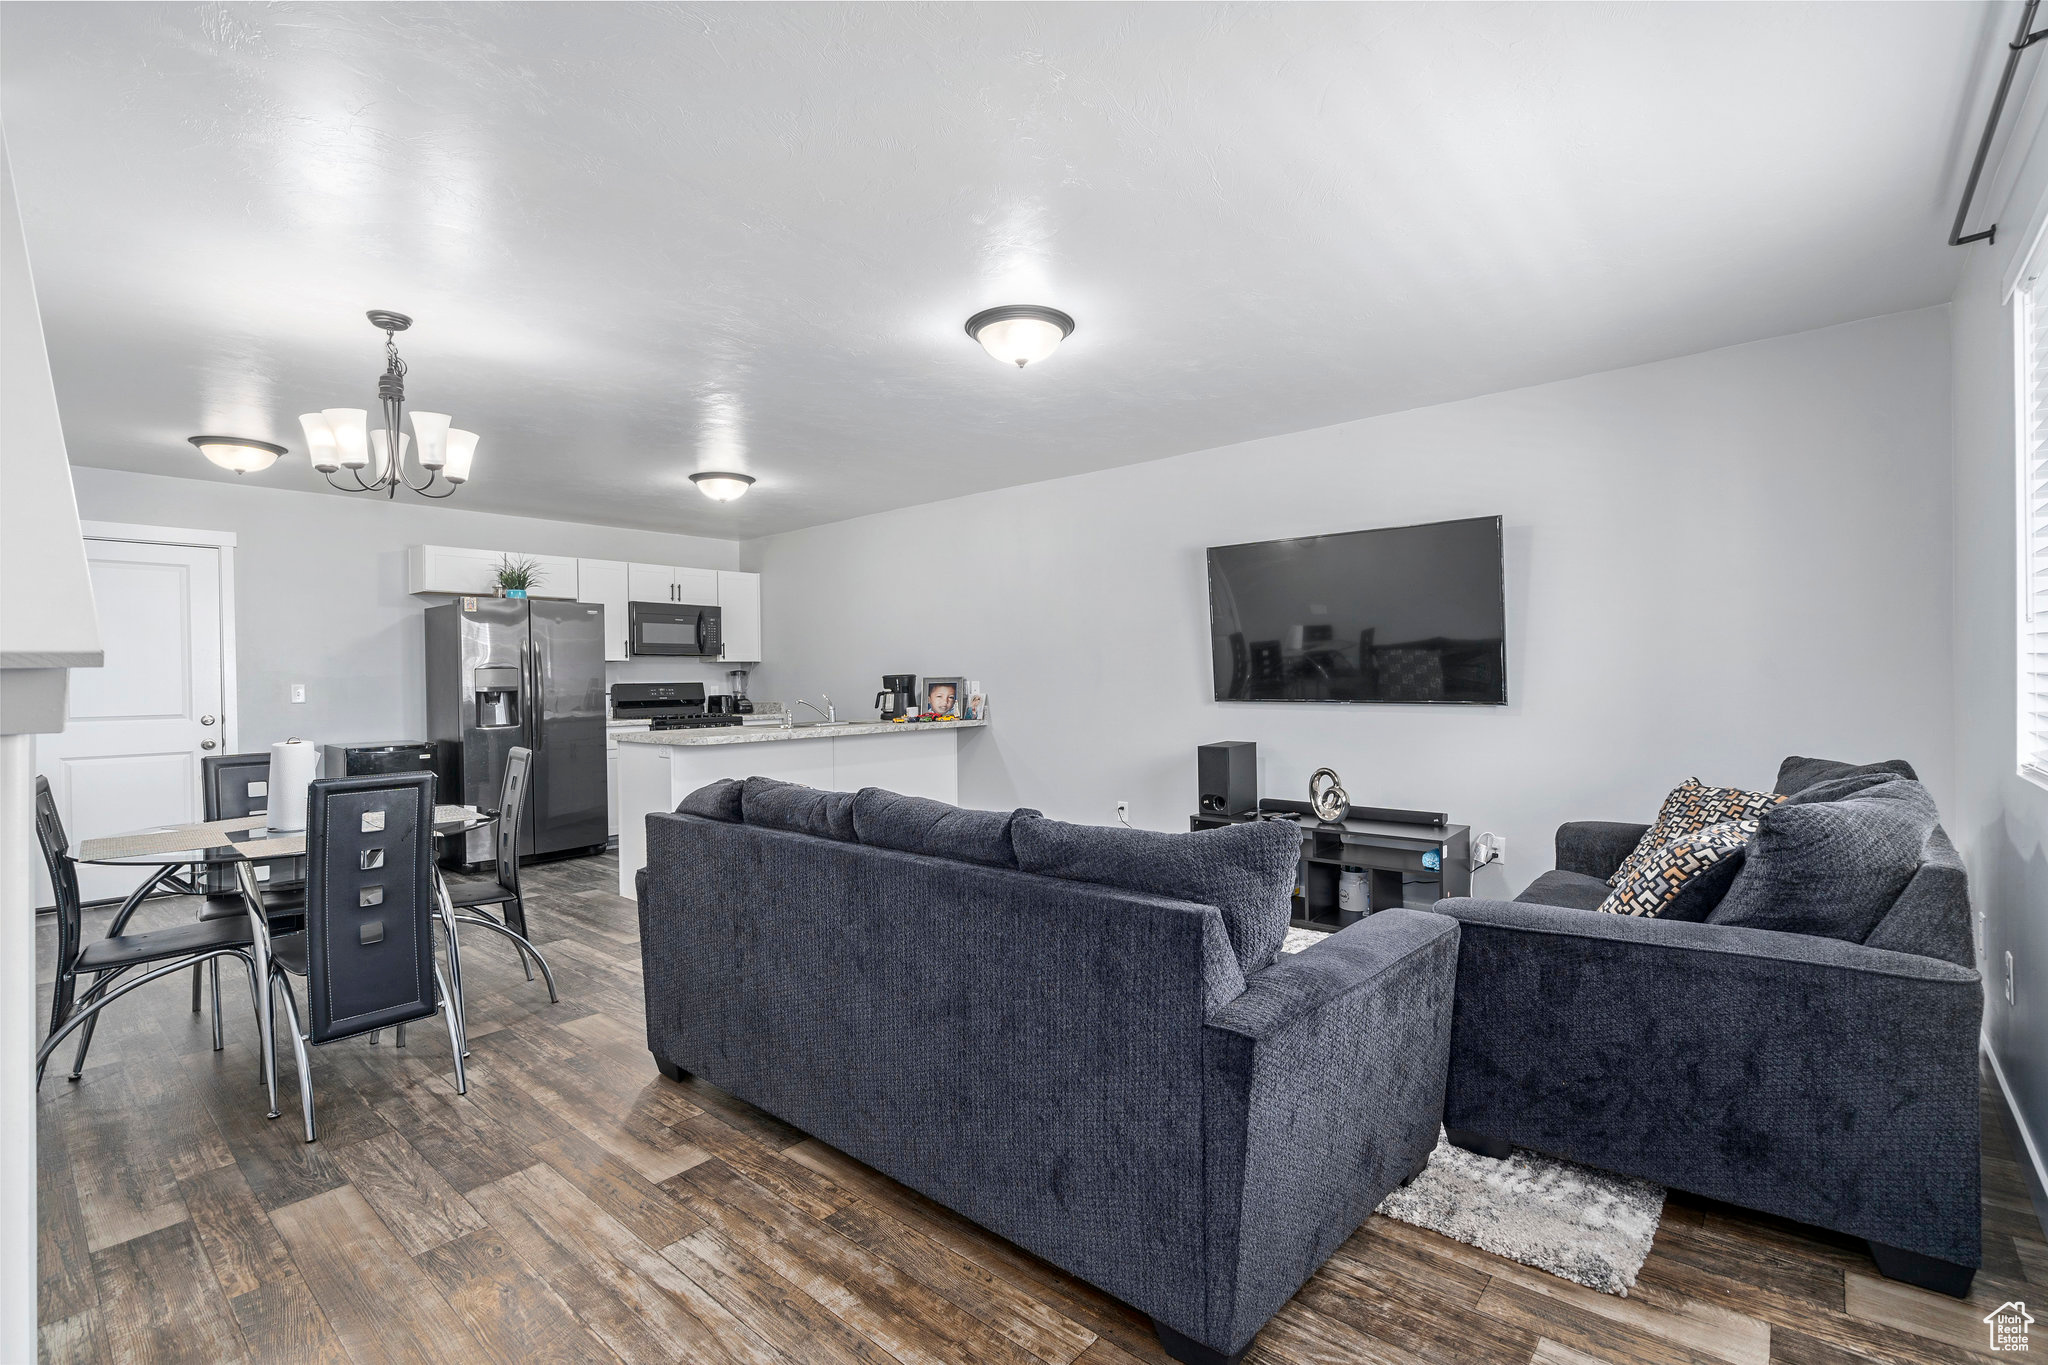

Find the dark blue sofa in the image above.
[
  {"left": 637, "top": 779, "right": 1461, "bottom": 1364},
  {"left": 1434, "top": 756, "right": 1982, "bottom": 1296}
]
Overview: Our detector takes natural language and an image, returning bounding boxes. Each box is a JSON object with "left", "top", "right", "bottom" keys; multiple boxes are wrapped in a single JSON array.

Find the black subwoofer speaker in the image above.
[{"left": 1198, "top": 741, "right": 1258, "bottom": 815}]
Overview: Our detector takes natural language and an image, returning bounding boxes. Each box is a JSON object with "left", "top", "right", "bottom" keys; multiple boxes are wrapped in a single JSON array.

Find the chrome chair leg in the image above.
[
  {"left": 434, "top": 962, "right": 467, "bottom": 1095},
  {"left": 395, "top": 1023, "right": 407, "bottom": 1048},
  {"left": 209, "top": 957, "right": 224, "bottom": 1050},
  {"left": 368, "top": 1029, "right": 380, "bottom": 1045},
  {"left": 436, "top": 889, "right": 469, "bottom": 1059},
  {"left": 452, "top": 913, "right": 559, "bottom": 1004},
  {"left": 241, "top": 952, "right": 267, "bottom": 1084},
  {"left": 234, "top": 862, "right": 280, "bottom": 1119},
  {"left": 505, "top": 900, "right": 535, "bottom": 981},
  {"left": 68, "top": 966, "right": 130, "bottom": 1080},
  {"left": 191, "top": 963, "right": 203, "bottom": 1013},
  {"left": 270, "top": 974, "right": 316, "bottom": 1143},
  {"left": 36, "top": 951, "right": 252, "bottom": 1086}
]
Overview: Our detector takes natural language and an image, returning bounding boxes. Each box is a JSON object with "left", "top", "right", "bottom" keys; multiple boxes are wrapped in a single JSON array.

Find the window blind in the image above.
[{"left": 2020, "top": 267, "right": 2048, "bottom": 783}]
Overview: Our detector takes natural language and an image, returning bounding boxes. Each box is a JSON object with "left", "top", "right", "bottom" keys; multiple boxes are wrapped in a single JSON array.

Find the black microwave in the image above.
[{"left": 628, "top": 600, "right": 722, "bottom": 656}]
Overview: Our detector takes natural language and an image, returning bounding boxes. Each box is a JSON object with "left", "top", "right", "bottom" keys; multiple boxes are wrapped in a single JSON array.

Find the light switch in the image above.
[{"left": 291, "top": 683, "right": 307, "bottom": 704}]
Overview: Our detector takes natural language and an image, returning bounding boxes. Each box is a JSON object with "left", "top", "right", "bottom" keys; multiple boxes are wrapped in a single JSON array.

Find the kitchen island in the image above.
[{"left": 614, "top": 719, "right": 987, "bottom": 896}]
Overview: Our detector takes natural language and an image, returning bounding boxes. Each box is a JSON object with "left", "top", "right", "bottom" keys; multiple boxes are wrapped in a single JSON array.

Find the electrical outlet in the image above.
[
  {"left": 2005, "top": 951, "right": 2016, "bottom": 1007},
  {"left": 290, "top": 683, "right": 306, "bottom": 704},
  {"left": 1115, "top": 800, "right": 1130, "bottom": 826},
  {"left": 1473, "top": 832, "right": 1506, "bottom": 868}
]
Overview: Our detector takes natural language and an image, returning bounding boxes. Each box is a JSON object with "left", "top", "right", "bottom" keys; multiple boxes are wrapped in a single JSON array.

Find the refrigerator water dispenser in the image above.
[{"left": 472, "top": 666, "right": 522, "bottom": 729}]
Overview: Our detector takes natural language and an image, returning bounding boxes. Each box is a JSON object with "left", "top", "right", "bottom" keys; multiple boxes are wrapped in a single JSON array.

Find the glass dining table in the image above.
[{"left": 75, "top": 805, "right": 497, "bottom": 1121}]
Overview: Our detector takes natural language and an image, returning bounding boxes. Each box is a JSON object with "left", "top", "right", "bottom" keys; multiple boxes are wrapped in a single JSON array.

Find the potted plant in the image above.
[{"left": 494, "top": 555, "right": 543, "bottom": 599}]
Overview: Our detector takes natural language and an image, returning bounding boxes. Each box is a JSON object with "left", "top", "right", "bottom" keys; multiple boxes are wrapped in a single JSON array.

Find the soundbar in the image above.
[{"left": 1256, "top": 797, "right": 1447, "bottom": 828}]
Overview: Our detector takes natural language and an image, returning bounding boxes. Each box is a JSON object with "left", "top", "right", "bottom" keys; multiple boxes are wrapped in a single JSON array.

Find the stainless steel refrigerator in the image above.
[{"left": 424, "top": 597, "right": 608, "bottom": 863}]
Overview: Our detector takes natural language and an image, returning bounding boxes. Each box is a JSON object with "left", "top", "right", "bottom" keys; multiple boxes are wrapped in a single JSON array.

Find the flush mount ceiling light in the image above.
[
  {"left": 294, "top": 311, "right": 477, "bottom": 499},
  {"left": 187, "top": 435, "right": 286, "bottom": 475},
  {"left": 964, "top": 305, "right": 1075, "bottom": 368},
  {"left": 690, "top": 471, "right": 756, "bottom": 502}
]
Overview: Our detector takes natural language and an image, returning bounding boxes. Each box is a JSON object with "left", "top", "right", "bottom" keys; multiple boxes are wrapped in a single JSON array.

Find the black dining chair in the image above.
[
  {"left": 263, "top": 772, "right": 465, "bottom": 1142},
  {"left": 34, "top": 777, "right": 260, "bottom": 1085},
  {"left": 441, "top": 746, "right": 557, "bottom": 1000},
  {"left": 192, "top": 752, "right": 308, "bottom": 1017}
]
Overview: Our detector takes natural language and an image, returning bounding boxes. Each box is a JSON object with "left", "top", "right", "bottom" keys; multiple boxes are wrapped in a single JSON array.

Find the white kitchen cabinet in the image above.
[
  {"left": 577, "top": 558, "right": 632, "bottom": 661},
  {"left": 606, "top": 720, "right": 651, "bottom": 838},
  {"left": 628, "top": 562, "right": 674, "bottom": 603},
  {"left": 675, "top": 567, "right": 719, "bottom": 606},
  {"left": 408, "top": 545, "right": 499, "bottom": 596},
  {"left": 626, "top": 562, "right": 720, "bottom": 606},
  {"left": 408, "top": 545, "right": 578, "bottom": 599},
  {"left": 717, "top": 570, "right": 762, "bottom": 662}
]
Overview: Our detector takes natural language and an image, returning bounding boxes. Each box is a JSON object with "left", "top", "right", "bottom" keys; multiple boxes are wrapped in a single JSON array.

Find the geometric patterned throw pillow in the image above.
[
  {"left": 1597, "top": 819, "right": 1757, "bottom": 918},
  {"left": 1608, "top": 777, "right": 1785, "bottom": 887}
]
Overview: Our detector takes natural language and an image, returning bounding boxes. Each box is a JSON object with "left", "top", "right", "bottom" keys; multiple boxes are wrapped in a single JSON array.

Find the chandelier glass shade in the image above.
[{"left": 301, "top": 312, "right": 476, "bottom": 498}]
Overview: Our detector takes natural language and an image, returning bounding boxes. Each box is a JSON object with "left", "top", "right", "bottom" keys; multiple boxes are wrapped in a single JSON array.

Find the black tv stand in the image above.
[{"left": 1190, "top": 810, "right": 1470, "bottom": 931}]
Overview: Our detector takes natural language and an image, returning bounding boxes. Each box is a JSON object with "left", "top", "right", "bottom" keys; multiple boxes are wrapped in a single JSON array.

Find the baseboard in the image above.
[{"left": 1982, "top": 1035, "right": 2048, "bottom": 1244}]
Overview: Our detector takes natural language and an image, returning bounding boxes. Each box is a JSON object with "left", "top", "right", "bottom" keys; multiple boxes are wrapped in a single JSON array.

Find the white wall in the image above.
[
  {"left": 0, "top": 140, "right": 91, "bottom": 1365},
  {"left": 68, "top": 468, "right": 743, "bottom": 752},
  {"left": 747, "top": 306, "right": 1955, "bottom": 903},
  {"left": 0, "top": 145, "right": 98, "bottom": 687},
  {"left": 1950, "top": 121, "right": 2048, "bottom": 1196}
]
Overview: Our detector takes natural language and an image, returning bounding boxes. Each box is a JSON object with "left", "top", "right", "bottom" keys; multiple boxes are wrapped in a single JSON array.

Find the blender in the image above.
[{"left": 725, "top": 668, "right": 754, "bottom": 715}]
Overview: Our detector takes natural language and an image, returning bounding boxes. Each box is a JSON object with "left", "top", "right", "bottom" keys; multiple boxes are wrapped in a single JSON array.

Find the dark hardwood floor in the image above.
[{"left": 36, "top": 851, "right": 2048, "bottom": 1364}]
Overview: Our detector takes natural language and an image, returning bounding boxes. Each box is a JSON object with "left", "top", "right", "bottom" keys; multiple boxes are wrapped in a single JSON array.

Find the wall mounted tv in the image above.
[{"left": 1208, "top": 515, "right": 1506, "bottom": 705}]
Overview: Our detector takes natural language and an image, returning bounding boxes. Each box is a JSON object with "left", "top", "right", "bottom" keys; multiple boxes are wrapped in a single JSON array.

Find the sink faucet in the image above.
[{"left": 794, "top": 695, "right": 835, "bottom": 724}]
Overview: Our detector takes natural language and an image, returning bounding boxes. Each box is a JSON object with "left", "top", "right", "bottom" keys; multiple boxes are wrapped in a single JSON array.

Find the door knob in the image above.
[
  {"left": 201, "top": 739, "right": 217, "bottom": 750},
  {"left": 200, "top": 714, "right": 216, "bottom": 726}
]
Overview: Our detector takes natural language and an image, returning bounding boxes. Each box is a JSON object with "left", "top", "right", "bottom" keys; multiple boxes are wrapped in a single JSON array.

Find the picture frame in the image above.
[{"left": 920, "top": 676, "right": 965, "bottom": 719}]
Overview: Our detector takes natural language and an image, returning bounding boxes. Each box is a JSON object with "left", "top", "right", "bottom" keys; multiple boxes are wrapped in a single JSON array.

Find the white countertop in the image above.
[{"left": 617, "top": 718, "right": 987, "bottom": 747}]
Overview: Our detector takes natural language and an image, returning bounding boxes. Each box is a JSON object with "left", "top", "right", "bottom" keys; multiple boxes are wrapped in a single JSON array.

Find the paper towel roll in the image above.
[{"left": 267, "top": 738, "right": 317, "bottom": 832}]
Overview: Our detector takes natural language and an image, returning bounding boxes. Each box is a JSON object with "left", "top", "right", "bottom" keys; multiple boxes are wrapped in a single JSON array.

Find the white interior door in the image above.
[{"left": 35, "top": 538, "right": 227, "bottom": 904}]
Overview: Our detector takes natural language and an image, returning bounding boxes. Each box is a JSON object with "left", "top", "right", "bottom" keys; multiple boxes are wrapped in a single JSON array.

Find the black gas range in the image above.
[{"left": 610, "top": 682, "right": 743, "bottom": 731}]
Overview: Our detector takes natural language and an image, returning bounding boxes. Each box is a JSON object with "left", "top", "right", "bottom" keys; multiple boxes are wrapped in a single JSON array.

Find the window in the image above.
[{"left": 2018, "top": 264, "right": 2048, "bottom": 785}]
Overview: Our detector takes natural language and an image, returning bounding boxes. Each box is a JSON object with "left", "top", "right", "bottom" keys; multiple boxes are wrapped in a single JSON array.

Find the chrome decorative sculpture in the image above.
[{"left": 1309, "top": 767, "right": 1349, "bottom": 823}]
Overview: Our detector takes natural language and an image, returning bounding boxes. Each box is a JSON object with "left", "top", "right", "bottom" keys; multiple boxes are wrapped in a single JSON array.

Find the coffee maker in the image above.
[{"left": 876, "top": 673, "right": 916, "bottom": 720}]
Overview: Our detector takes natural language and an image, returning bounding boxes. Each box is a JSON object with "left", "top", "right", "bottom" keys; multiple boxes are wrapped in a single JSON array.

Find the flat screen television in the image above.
[{"left": 1207, "top": 515, "right": 1506, "bottom": 704}]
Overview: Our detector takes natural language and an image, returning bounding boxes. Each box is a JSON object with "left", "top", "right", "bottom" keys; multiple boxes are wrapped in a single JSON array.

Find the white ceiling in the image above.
[{"left": 0, "top": 2, "right": 2013, "bottom": 537}]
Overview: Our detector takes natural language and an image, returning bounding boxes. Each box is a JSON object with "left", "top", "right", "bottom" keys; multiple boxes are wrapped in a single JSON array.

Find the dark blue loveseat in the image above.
[{"left": 1434, "top": 755, "right": 1982, "bottom": 1296}]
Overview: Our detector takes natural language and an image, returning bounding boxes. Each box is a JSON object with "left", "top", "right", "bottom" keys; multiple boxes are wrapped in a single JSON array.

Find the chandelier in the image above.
[{"left": 297, "top": 311, "right": 476, "bottom": 498}]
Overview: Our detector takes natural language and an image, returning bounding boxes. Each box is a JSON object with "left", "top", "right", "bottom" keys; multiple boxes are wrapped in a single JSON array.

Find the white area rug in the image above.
[
  {"left": 1278, "top": 930, "right": 1664, "bottom": 1296},
  {"left": 1376, "top": 1133, "right": 1665, "bottom": 1295}
]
